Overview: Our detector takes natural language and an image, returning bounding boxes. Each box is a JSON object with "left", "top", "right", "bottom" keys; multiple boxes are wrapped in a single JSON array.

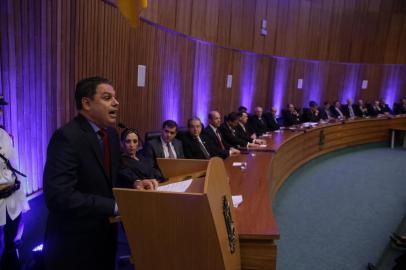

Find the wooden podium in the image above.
[{"left": 113, "top": 157, "right": 241, "bottom": 270}]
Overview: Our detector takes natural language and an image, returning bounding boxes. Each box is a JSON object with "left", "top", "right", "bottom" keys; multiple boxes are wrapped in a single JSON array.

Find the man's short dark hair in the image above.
[
  {"left": 162, "top": 120, "right": 178, "bottom": 130},
  {"left": 227, "top": 112, "right": 240, "bottom": 122},
  {"left": 309, "top": 101, "right": 317, "bottom": 107},
  {"left": 75, "top": 76, "right": 112, "bottom": 110},
  {"left": 187, "top": 117, "right": 201, "bottom": 128},
  {"left": 238, "top": 106, "right": 247, "bottom": 113}
]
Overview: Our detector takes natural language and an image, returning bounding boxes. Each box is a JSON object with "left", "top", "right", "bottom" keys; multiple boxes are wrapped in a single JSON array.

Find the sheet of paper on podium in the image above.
[{"left": 157, "top": 179, "right": 193, "bottom": 192}]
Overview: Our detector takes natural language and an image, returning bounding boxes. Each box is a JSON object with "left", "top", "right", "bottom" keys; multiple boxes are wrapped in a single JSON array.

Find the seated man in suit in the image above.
[
  {"left": 369, "top": 100, "right": 385, "bottom": 117},
  {"left": 320, "top": 101, "right": 333, "bottom": 120},
  {"left": 264, "top": 107, "right": 280, "bottom": 131},
  {"left": 304, "top": 101, "right": 321, "bottom": 122},
  {"left": 379, "top": 98, "right": 392, "bottom": 114},
  {"left": 342, "top": 98, "right": 356, "bottom": 119},
  {"left": 180, "top": 117, "right": 213, "bottom": 160},
  {"left": 235, "top": 111, "right": 264, "bottom": 144},
  {"left": 204, "top": 111, "right": 240, "bottom": 158},
  {"left": 249, "top": 106, "right": 270, "bottom": 136},
  {"left": 219, "top": 112, "right": 261, "bottom": 149},
  {"left": 283, "top": 104, "right": 301, "bottom": 126},
  {"left": 394, "top": 98, "right": 406, "bottom": 115},
  {"left": 354, "top": 99, "right": 369, "bottom": 117},
  {"left": 144, "top": 120, "right": 184, "bottom": 160},
  {"left": 330, "top": 100, "right": 345, "bottom": 119}
]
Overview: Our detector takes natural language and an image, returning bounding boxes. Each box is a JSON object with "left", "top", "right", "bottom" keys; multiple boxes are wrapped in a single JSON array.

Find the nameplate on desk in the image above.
[{"left": 157, "top": 179, "right": 193, "bottom": 193}]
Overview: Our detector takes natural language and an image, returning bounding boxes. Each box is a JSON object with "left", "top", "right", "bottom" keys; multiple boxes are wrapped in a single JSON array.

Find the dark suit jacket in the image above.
[
  {"left": 341, "top": 104, "right": 355, "bottom": 118},
  {"left": 263, "top": 113, "right": 280, "bottom": 131},
  {"left": 282, "top": 110, "right": 301, "bottom": 126},
  {"left": 203, "top": 126, "right": 230, "bottom": 159},
  {"left": 117, "top": 153, "right": 163, "bottom": 188},
  {"left": 353, "top": 105, "right": 369, "bottom": 117},
  {"left": 219, "top": 123, "right": 248, "bottom": 148},
  {"left": 320, "top": 106, "right": 332, "bottom": 120},
  {"left": 368, "top": 105, "right": 384, "bottom": 116},
  {"left": 43, "top": 114, "right": 120, "bottom": 270},
  {"left": 248, "top": 116, "right": 269, "bottom": 135},
  {"left": 179, "top": 132, "right": 214, "bottom": 160},
  {"left": 330, "top": 106, "right": 345, "bottom": 118},
  {"left": 304, "top": 108, "right": 321, "bottom": 122},
  {"left": 394, "top": 103, "right": 406, "bottom": 115},
  {"left": 381, "top": 103, "right": 392, "bottom": 114},
  {"left": 143, "top": 137, "right": 184, "bottom": 159},
  {"left": 235, "top": 123, "right": 254, "bottom": 143}
]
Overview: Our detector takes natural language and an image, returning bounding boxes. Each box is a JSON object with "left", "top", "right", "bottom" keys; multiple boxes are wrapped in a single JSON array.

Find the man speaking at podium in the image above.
[{"left": 43, "top": 77, "right": 155, "bottom": 270}]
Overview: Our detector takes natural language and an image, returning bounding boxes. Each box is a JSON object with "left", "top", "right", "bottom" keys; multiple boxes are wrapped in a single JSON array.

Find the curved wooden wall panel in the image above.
[
  {"left": 1, "top": 0, "right": 406, "bottom": 194},
  {"left": 142, "top": 0, "right": 406, "bottom": 64}
]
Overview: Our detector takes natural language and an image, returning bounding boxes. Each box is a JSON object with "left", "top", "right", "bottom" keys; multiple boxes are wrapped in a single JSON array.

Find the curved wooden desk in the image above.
[{"left": 224, "top": 116, "right": 406, "bottom": 270}]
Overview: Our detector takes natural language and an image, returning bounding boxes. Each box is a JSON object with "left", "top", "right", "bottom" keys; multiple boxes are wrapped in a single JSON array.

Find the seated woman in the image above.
[{"left": 117, "top": 128, "right": 162, "bottom": 189}]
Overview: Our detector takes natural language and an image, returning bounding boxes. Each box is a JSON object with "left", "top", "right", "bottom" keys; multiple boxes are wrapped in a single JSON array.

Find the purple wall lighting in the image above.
[
  {"left": 341, "top": 65, "right": 361, "bottom": 104},
  {"left": 192, "top": 44, "right": 214, "bottom": 125},
  {"left": 160, "top": 43, "right": 181, "bottom": 123},
  {"left": 381, "top": 66, "right": 404, "bottom": 107},
  {"left": 303, "top": 62, "right": 324, "bottom": 107},
  {"left": 271, "top": 58, "right": 289, "bottom": 114},
  {"left": 240, "top": 54, "right": 258, "bottom": 112}
]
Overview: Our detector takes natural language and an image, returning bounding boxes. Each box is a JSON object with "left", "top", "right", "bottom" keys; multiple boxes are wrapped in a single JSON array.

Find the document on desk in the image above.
[{"left": 157, "top": 179, "right": 193, "bottom": 192}]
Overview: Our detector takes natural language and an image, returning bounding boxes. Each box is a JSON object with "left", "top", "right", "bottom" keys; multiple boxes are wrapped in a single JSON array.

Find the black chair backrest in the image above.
[{"left": 144, "top": 131, "right": 161, "bottom": 143}]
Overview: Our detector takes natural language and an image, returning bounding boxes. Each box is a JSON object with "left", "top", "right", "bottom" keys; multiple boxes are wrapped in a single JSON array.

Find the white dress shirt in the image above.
[{"left": 160, "top": 137, "right": 177, "bottom": 159}]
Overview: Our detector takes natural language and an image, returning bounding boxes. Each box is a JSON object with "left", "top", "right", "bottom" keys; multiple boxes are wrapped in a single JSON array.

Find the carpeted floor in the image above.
[{"left": 273, "top": 144, "right": 406, "bottom": 270}]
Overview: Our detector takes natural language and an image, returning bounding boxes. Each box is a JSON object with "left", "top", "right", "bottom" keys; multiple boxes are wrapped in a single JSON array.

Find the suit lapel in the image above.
[
  {"left": 76, "top": 115, "right": 110, "bottom": 181},
  {"left": 107, "top": 128, "right": 119, "bottom": 186},
  {"left": 158, "top": 141, "right": 165, "bottom": 158}
]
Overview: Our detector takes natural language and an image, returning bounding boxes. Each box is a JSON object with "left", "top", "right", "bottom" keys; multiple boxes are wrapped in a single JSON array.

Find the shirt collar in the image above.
[
  {"left": 87, "top": 119, "right": 101, "bottom": 133},
  {"left": 209, "top": 124, "right": 217, "bottom": 132},
  {"left": 160, "top": 136, "right": 170, "bottom": 146}
]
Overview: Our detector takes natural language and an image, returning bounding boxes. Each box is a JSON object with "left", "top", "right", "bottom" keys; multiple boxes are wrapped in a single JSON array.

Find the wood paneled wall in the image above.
[
  {"left": 142, "top": 0, "right": 406, "bottom": 64},
  {"left": 1, "top": 0, "right": 406, "bottom": 194}
]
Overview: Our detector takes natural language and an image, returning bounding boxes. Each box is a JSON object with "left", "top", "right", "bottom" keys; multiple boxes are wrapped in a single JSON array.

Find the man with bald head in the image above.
[
  {"left": 249, "top": 106, "right": 270, "bottom": 136},
  {"left": 204, "top": 111, "right": 240, "bottom": 158}
]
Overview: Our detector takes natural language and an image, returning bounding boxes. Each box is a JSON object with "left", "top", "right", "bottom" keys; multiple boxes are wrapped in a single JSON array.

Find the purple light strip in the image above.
[
  {"left": 381, "top": 66, "right": 403, "bottom": 107},
  {"left": 240, "top": 55, "right": 257, "bottom": 112},
  {"left": 303, "top": 62, "right": 324, "bottom": 107},
  {"left": 192, "top": 43, "right": 213, "bottom": 125},
  {"left": 341, "top": 65, "right": 361, "bottom": 104},
  {"left": 272, "top": 58, "right": 289, "bottom": 114}
]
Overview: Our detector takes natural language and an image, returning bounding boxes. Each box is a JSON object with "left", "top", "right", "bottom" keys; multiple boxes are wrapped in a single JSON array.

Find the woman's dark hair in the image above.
[{"left": 120, "top": 128, "right": 143, "bottom": 147}]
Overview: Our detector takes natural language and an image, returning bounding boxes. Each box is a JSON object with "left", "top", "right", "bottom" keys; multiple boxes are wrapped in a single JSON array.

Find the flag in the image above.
[{"left": 117, "top": 0, "right": 148, "bottom": 28}]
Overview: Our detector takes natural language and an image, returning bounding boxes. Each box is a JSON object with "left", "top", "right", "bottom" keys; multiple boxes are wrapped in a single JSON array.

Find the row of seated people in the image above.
[
  {"left": 116, "top": 98, "right": 406, "bottom": 187},
  {"left": 252, "top": 98, "right": 406, "bottom": 128},
  {"left": 116, "top": 112, "right": 268, "bottom": 187}
]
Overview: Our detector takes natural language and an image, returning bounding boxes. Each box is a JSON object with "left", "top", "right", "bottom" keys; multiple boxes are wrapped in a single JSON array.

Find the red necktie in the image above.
[
  {"left": 215, "top": 129, "right": 225, "bottom": 150},
  {"left": 98, "top": 129, "right": 111, "bottom": 177}
]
